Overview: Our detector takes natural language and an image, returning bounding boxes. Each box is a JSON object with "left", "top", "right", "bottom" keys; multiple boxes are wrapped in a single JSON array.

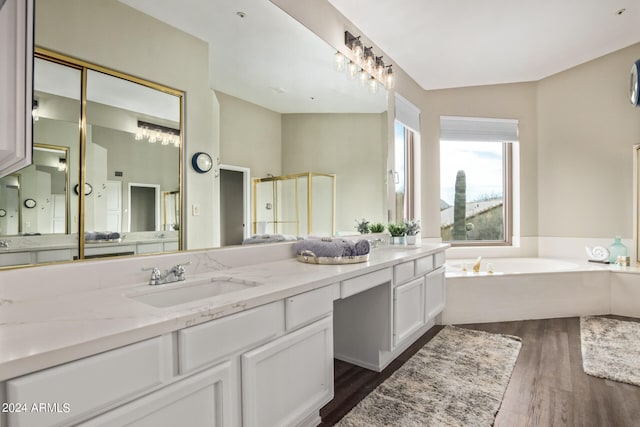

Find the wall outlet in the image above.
[{"left": 192, "top": 204, "right": 200, "bottom": 216}]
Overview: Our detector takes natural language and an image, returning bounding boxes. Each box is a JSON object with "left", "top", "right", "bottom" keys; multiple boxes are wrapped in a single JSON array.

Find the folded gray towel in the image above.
[
  {"left": 295, "top": 239, "right": 370, "bottom": 257},
  {"left": 355, "top": 239, "right": 371, "bottom": 256}
]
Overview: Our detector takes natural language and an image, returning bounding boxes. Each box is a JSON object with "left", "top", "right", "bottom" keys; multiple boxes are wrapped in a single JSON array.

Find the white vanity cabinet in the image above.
[
  {"left": 79, "top": 362, "right": 232, "bottom": 427},
  {"left": 241, "top": 315, "right": 334, "bottom": 427},
  {"left": 393, "top": 277, "right": 426, "bottom": 346},
  {"left": 333, "top": 249, "right": 447, "bottom": 371},
  {"left": 5, "top": 336, "right": 173, "bottom": 427}
]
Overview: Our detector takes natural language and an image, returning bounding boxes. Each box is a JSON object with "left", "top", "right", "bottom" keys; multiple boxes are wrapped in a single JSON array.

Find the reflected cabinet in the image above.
[{"left": 0, "top": 50, "right": 183, "bottom": 268}]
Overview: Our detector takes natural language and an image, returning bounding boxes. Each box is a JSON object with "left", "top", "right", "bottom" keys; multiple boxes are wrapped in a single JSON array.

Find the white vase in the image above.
[{"left": 406, "top": 235, "right": 417, "bottom": 245}]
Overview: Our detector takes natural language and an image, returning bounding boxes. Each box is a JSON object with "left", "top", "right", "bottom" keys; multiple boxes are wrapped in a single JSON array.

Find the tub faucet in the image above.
[
  {"left": 142, "top": 261, "right": 191, "bottom": 286},
  {"left": 472, "top": 256, "right": 482, "bottom": 273}
]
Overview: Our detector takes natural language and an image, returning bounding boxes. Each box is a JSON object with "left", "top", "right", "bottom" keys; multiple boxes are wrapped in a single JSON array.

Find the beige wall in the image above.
[
  {"left": 35, "top": 0, "right": 219, "bottom": 249},
  {"left": 217, "top": 91, "right": 282, "bottom": 179},
  {"left": 537, "top": 43, "right": 640, "bottom": 239},
  {"left": 281, "top": 113, "right": 387, "bottom": 232},
  {"left": 420, "top": 83, "right": 539, "bottom": 239}
]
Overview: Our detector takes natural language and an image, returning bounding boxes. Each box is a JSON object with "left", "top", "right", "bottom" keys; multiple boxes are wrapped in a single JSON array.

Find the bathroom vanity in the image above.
[{"left": 0, "top": 242, "right": 447, "bottom": 427}]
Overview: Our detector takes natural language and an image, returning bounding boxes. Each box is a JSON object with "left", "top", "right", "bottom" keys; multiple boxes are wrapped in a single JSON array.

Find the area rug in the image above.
[
  {"left": 336, "top": 325, "right": 522, "bottom": 426},
  {"left": 580, "top": 316, "right": 640, "bottom": 386}
]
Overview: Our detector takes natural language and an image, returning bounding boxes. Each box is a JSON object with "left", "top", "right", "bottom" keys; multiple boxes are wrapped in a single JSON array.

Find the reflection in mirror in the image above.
[
  {"left": 84, "top": 69, "right": 181, "bottom": 248},
  {"left": 122, "top": 0, "right": 389, "bottom": 243},
  {"left": 0, "top": 174, "right": 21, "bottom": 235},
  {"left": 163, "top": 191, "right": 179, "bottom": 232}
]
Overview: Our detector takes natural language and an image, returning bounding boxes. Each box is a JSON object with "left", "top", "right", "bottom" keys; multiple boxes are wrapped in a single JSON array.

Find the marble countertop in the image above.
[{"left": 0, "top": 243, "right": 448, "bottom": 381}]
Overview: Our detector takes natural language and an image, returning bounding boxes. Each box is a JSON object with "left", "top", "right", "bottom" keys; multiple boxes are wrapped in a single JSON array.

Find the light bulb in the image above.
[
  {"left": 364, "top": 54, "right": 375, "bottom": 74},
  {"left": 359, "top": 68, "right": 369, "bottom": 87},
  {"left": 334, "top": 51, "right": 346, "bottom": 72},
  {"left": 385, "top": 67, "right": 395, "bottom": 90},
  {"left": 368, "top": 76, "right": 379, "bottom": 94},
  {"left": 347, "top": 61, "right": 359, "bottom": 80},
  {"left": 353, "top": 41, "right": 363, "bottom": 60}
]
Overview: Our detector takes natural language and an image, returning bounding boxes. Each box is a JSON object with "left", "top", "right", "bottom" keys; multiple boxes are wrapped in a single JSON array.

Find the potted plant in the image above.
[
  {"left": 387, "top": 223, "right": 407, "bottom": 245},
  {"left": 404, "top": 219, "right": 420, "bottom": 245},
  {"left": 369, "top": 222, "right": 386, "bottom": 233},
  {"left": 355, "top": 218, "right": 371, "bottom": 234}
]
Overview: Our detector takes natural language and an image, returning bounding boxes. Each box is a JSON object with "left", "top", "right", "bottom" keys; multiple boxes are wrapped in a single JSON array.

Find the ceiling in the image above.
[
  {"left": 119, "top": 0, "right": 386, "bottom": 114},
  {"left": 328, "top": 0, "right": 640, "bottom": 90}
]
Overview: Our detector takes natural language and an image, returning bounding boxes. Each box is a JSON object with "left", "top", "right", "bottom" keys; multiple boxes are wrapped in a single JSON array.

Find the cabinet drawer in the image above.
[
  {"left": 79, "top": 362, "right": 232, "bottom": 427},
  {"left": 341, "top": 268, "right": 392, "bottom": 298},
  {"left": 36, "top": 249, "right": 72, "bottom": 263},
  {"left": 415, "top": 255, "right": 435, "bottom": 276},
  {"left": 0, "top": 251, "right": 32, "bottom": 267},
  {"left": 137, "top": 242, "right": 164, "bottom": 254},
  {"left": 178, "top": 300, "right": 284, "bottom": 374},
  {"left": 394, "top": 261, "right": 415, "bottom": 285},
  {"left": 434, "top": 251, "right": 446, "bottom": 269},
  {"left": 285, "top": 286, "right": 333, "bottom": 331},
  {"left": 6, "top": 336, "right": 172, "bottom": 427}
]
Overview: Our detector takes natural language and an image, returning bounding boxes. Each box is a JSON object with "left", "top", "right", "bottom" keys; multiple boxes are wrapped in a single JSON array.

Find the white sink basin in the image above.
[{"left": 128, "top": 277, "right": 260, "bottom": 308}]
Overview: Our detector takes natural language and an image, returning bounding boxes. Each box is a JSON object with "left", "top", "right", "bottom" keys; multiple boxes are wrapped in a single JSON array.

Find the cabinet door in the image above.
[
  {"left": 80, "top": 362, "right": 233, "bottom": 427},
  {"left": 425, "top": 267, "right": 446, "bottom": 320},
  {"left": 241, "top": 316, "right": 333, "bottom": 427},
  {"left": 0, "top": 0, "right": 33, "bottom": 177},
  {"left": 394, "top": 277, "right": 425, "bottom": 346}
]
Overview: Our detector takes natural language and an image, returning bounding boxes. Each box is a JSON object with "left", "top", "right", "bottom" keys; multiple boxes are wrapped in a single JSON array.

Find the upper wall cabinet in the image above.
[{"left": 0, "top": 0, "right": 34, "bottom": 178}]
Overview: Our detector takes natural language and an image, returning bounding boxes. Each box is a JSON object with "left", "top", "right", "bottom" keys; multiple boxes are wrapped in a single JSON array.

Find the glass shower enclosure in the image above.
[{"left": 253, "top": 172, "right": 335, "bottom": 237}]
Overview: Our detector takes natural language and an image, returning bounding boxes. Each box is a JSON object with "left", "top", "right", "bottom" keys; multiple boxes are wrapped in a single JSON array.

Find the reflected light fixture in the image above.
[
  {"left": 338, "top": 31, "right": 395, "bottom": 93},
  {"left": 32, "top": 99, "right": 39, "bottom": 121},
  {"left": 135, "top": 120, "right": 180, "bottom": 147},
  {"left": 57, "top": 158, "right": 66, "bottom": 171}
]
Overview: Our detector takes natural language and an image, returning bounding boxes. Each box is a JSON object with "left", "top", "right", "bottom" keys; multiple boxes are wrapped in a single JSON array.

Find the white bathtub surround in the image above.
[
  {"left": 443, "top": 257, "right": 640, "bottom": 324},
  {"left": 538, "top": 236, "right": 634, "bottom": 261}
]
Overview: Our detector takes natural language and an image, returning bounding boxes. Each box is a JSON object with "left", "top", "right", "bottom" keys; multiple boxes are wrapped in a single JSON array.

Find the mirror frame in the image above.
[
  {"left": 634, "top": 144, "right": 640, "bottom": 264},
  {"left": 9, "top": 47, "right": 185, "bottom": 264}
]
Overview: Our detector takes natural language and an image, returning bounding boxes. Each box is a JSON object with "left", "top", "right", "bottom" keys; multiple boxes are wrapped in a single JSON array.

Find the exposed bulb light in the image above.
[
  {"left": 385, "top": 66, "right": 395, "bottom": 90},
  {"left": 340, "top": 31, "right": 394, "bottom": 93},
  {"left": 368, "top": 76, "right": 379, "bottom": 94},
  {"left": 334, "top": 51, "right": 346, "bottom": 72},
  {"left": 359, "top": 68, "right": 369, "bottom": 87},
  {"left": 57, "top": 158, "right": 66, "bottom": 172},
  {"left": 347, "top": 61, "right": 359, "bottom": 80},
  {"left": 32, "top": 99, "right": 39, "bottom": 122},
  {"left": 136, "top": 120, "right": 180, "bottom": 148}
]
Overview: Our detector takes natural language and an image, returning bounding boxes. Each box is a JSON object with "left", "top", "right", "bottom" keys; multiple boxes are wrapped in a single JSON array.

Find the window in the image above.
[
  {"left": 392, "top": 121, "right": 415, "bottom": 222},
  {"left": 439, "top": 117, "right": 516, "bottom": 245}
]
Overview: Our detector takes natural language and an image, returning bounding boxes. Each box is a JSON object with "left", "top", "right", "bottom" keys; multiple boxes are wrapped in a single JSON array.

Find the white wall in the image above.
[
  {"left": 281, "top": 113, "right": 387, "bottom": 232},
  {"left": 217, "top": 91, "right": 282, "bottom": 179},
  {"left": 537, "top": 43, "right": 640, "bottom": 239}
]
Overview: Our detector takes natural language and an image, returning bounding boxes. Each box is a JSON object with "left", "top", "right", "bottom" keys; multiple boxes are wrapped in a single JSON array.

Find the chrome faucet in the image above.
[
  {"left": 0, "top": 240, "right": 8, "bottom": 248},
  {"left": 143, "top": 261, "right": 191, "bottom": 286}
]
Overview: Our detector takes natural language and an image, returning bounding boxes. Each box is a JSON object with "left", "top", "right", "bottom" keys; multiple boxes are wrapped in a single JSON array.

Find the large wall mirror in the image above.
[{"left": 0, "top": 0, "right": 388, "bottom": 268}]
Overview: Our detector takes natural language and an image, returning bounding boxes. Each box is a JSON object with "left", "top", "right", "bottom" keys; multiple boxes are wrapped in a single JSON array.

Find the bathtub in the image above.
[
  {"left": 442, "top": 257, "right": 611, "bottom": 324},
  {"left": 445, "top": 257, "right": 584, "bottom": 277}
]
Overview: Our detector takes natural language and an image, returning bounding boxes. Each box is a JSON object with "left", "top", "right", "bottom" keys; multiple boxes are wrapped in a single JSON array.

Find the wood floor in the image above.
[{"left": 319, "top": 316, "right": 640, "bottom": 427}]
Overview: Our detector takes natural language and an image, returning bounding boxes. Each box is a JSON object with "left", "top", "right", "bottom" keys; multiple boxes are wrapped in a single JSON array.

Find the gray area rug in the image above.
[
  {"left": 336, "top": 325, "right": 522, "bottom": 427},
  {"left": 580, "top": 316, "right": 640, "bottom": 386}
]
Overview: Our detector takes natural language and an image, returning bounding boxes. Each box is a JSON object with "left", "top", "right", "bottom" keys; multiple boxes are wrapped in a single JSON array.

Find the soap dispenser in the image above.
[{"left": 608, "top": 236, "right": 628, "bottom": 264}]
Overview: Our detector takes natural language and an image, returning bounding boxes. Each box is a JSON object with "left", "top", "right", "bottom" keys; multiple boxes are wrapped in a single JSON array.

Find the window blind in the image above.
[
  {"left": 440, "top": 116, "right": 518, "bottom": 142},
  {"left": 395, "top": 94, "right": 420, "bottom": 133}
]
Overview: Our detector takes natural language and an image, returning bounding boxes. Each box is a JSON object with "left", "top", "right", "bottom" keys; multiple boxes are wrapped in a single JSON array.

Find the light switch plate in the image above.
[{"left": 192, "top": 204, "right": 200, "bottom": 216}]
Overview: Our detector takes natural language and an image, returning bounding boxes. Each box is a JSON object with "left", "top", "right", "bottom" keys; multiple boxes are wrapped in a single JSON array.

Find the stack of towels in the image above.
[
  {"left": 242, "top": 234, "right": 302, "bottom": 244},
  {"left": 294, "top": 238, "right": 370, "bottom": 258},
  {"left": 85, "top": 232, "right": 121, "bottom": 241}
]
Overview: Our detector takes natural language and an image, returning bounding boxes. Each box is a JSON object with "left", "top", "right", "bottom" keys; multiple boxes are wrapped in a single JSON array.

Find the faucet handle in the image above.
[
  {"left": 142, "top": 266, "right": 162, "bottom": 285},
  {"left": 173, "top": 261, "right": 191, "bottom": 279}
]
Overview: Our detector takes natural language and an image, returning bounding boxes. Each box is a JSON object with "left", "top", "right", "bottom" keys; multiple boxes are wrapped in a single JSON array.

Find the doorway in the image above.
[
  {"left": 128, "top": 183, "right": 160, "bottom": 232},
  {"left": 220, "top": 165, "right": 250, "bottom": 246}
]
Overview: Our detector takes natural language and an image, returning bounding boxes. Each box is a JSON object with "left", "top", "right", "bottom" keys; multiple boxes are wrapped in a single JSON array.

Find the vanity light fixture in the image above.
[
  {"left": 338, "top": 31, "right": 395, "bottom": 93},
  {"left": 32, "top": 99, "right": 39, "bottom": 121},
  {"left": 135, "top": 120, "right": 180, "bottom": 147}
]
